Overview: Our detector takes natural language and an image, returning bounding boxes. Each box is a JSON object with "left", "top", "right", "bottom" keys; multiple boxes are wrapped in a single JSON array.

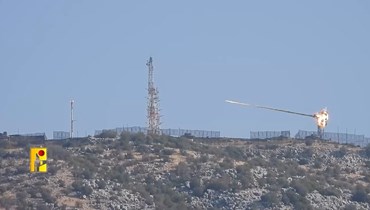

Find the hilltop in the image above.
[{"left": 1, "top": 133, "right": 370, "bottom": 209}]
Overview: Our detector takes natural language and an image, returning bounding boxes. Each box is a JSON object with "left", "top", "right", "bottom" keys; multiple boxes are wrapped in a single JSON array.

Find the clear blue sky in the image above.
[{"left": 1, "top": 1, "right": 369, "bottom": 138}]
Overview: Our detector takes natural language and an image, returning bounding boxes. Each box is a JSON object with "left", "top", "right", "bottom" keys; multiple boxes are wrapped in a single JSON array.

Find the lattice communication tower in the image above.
[{"left": 146, "top": 57, "right": 161, "bottom": 135}]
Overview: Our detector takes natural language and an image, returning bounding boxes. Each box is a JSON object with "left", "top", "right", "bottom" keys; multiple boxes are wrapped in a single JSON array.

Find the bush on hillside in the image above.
[
  {"left": 351, "top": 184, "right": 370, "bottom": 203},
  {"left": 190, "top": 177, "right": 204, "bottom": 197},
  {"left": 365, "top": 144, "right": 370, "bottom": 158},
  {"left": 175, "top": 162, "right": 191, "bottom": 181},
  {"left": 205, "top": 174, "right": 231, "bottom": 192},
  {"left": 48, "top": 144, "right": 70, "bottom": 160},
  {"left": 95, "top": 130, "right": 117, "bottom": 138},
  {"left": 224, "top": 146, "right": 245, "bottom": 160},
  {"left": 282, "top": 189, "right": 312, "bottom": 210},
  {"left": 72, "top": 180, "right": 93, "bottom": 196},
  {"left": 261, "top": 191, "right": 279, "bottom": 208}
]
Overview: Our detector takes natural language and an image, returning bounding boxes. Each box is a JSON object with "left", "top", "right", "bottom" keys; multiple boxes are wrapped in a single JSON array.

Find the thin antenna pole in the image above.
[
  {"left": 337, "top": 127, "right": 340, "bottom": 144},
  {"left": 70, "top": 99, "right": 74, "bottom": 139}
]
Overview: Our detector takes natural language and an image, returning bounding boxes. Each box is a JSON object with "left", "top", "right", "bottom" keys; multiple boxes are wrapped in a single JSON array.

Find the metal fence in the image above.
[
  {"left": 53, "top": 131, "right": 70, "bottom": 140},
  {"left": 250, "top": 131, "right": 290, "bottom": 139},
  {"left": 95, "top": 126, "right": 220, "bottom": 138},
  {"left": 295, "top": 130, "right": 367, "bottom": 147}
]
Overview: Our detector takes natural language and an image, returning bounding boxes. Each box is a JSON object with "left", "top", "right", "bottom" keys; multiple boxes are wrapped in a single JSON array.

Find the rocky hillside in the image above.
[{"left": 2, "top": 133, "right": 370, "bottom": 210}]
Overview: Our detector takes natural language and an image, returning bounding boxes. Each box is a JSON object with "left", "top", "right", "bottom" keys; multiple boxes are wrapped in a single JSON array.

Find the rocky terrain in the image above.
[{"left": 1, "top": 132, "right": 370, "bottom": 210}]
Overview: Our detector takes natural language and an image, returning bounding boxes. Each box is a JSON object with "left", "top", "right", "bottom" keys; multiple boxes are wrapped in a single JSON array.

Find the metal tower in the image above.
[{"left": 146, "top": 57, "right": 161, "bottom": 135}]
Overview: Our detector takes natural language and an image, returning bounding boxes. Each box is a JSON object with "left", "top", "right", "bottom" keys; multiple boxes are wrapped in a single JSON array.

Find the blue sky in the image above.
[{"left": 0, "top": 1, "right": 369, "bottom": 138}]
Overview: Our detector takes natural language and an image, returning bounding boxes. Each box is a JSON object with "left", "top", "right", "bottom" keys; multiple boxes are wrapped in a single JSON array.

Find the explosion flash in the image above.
[{"left": 225, "top": 99, "right": 329, "bottom": 138}]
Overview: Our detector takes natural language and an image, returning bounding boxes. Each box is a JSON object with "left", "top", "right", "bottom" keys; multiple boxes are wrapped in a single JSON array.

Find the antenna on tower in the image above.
[
  {"left": 70, "top": 99, "right": 75, "bottom": 139},
  {"left": 146, "top": 57, "right": 161, "bottom": 135}
]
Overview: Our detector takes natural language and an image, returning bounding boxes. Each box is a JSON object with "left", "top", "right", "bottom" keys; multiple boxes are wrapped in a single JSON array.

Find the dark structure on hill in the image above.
[
  {"left": 95, "top": 126, "right": 221, "bottom": 138},
  {"left": 9, "top": 133, "right": 47, "bottom": 143}
]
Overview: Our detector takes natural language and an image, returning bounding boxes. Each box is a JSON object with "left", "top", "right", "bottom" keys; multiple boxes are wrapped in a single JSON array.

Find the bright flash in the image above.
[
  {"left": 314, "top": 109, "right": 329, "bottom": 129},
  {"left": 226, "top": 99, "right": 329, "bottom": 132}
]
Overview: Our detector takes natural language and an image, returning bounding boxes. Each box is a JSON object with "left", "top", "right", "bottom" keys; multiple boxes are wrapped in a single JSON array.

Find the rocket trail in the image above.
[{"left": 225, "top": 100, "right": 314, "bottom": 118}]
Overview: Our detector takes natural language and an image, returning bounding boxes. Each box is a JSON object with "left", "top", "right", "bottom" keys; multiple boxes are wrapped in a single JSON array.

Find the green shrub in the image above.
[
  {"left": 0, "top": 196, "right": 15, "bottom": 209},
  {"left": 175, "top": 162, "right": 191, "bottom": 181},
  {"left": 282, "top": 189, "right": 312, "bottom": 210},
  {"left": 0, "top": 140, "right": 11, "bottom": 149},
  {"left": 15, "top": 165, "right": 29, "bottom": 175},
  {"left": 133, "top": 165, "right": 149, "bottom": 176},
  {"left": 125, "top": 152, "right": 134, "bottom": 159},
  {"left": 48, "top": 145, "right": 70, "bottom": 160},
  {"left": 351, "top": 184, "right": 370, "bottom": 203},
  {"left": 249, "top": 158, "right": 268, "bottom": 167},
  {"left": 261, "top": 192, "right": 279, "bottom": 208},
  {"left": 72, "top": 180, "right": 93, "bottom": 196},
  {"left": 36, "top": 204, "right": 50, "bottom": 210},
  {"left": 16, "top": 192, "right": 28, "bottom": 204},
  {"left": 115, "top": 136, "right": 132, "bottom": 151},
  {"left": 301, "top": 148, "right": 314, "bottom": 158},
  {"left": 313, "top": 159, "right": 322, "bottom": 169},
  {"left": 283, "top": 148, "right": 296, "bottom": 159},
  {"left": 284, "top": 161, "right": 306, "bottom": 177},
  {"left": 40, "top": 187, "right": 56, "bottom": 203},
  {"left": 291, "top": 181, "right": 309, "bottom": 196},
  {"left": 219, "top": 158, "right": 234, "bottom": 169},
  {"left": 0, "top": 185, "right": 7, "bottom": 194},
  {"left": 132, "top": 133, "right": 147, "bottom": 146},
  {"left": 96, "top": 179, "right": 107, "bottom": 189},
  {"left": 133, "top": 184, "right": 153, "bottom": 205},
  {"left": 95, "top": 130, "right": 117, "bottom": 138},
  {"left": 298, "top": 158, "right": 309, "bottom": 165},
  {"left": 93, "top": 145, "right": 105, "bottom": 154},
  {"left": 206, "top": 175, "right": 231, "bottom": 192},
  {"left": 0, "top": 148, "right": 7, "bottom": 158},
  {"left": 199, "top": 154, "right": 209, "bottom": 163},
  {"left": 224, "top": 146, "right": 245, "bottom": 160},
  {"left": 344, "top": 204, "right": 358, "bottom": 210},
  {"left": 318, "top": 186, "right": 341, "bottom": 197},
  {"left": 236, "top": 164, "right": 250, "bottom": 175},
  {"left": 72, "top": 160, "right": 96, "bottom": 179},
  {"left": 106, "top": 165, "right": 130, "bottom": 184},
  {"left": 364, "top": 144, "right": 370, "bottom": 158},
  {"left": 161, "top": 149, "right": 174, "bottom": 156},
  {"left": 75, "top": 201, "right": 83, "bottom": 208},
  {"left": 147, "top": 182, "right": 188, "bottom": 209},
  {"left": 58, "top": 179, "right": 65, "bottom": 187},
  {"left": 62, "top": 138, "right": 90, "bottom": 148},
  {"left": 236, "top": 164, "right": 253, "bottom": 188},
  {"left": 276, "top": 177, "right": 289, "bottom": 188},
  {"left": 264, "top": 144, "right": 279, "bottom": 150},
  {"left": 324, "top": 164, "right": 341, "bottom": 179},
  {"left": 305, "top": 139, "right": 314, "bottom": 146},
  {"left": 190, "top": 177, "right": 204, "bottom": 197}
]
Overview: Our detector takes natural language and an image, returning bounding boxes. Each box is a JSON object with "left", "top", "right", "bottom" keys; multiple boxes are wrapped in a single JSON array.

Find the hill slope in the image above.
[{"left": 1, "top": 134, "right": 370, "bottom": 209}]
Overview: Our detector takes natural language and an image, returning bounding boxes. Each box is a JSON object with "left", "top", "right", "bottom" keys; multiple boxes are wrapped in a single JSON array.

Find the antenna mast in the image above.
[
  {"left": 70, "top": 99, "right": 74, "bottom": 138},
  {"left": 146, "top": 57, "right": 161, "bottom": 135}
]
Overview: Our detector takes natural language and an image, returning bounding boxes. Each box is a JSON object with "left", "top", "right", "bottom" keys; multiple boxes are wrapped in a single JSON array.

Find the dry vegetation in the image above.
[{"left": 1, "top": 133, "right": 370, "bottom": 209}]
